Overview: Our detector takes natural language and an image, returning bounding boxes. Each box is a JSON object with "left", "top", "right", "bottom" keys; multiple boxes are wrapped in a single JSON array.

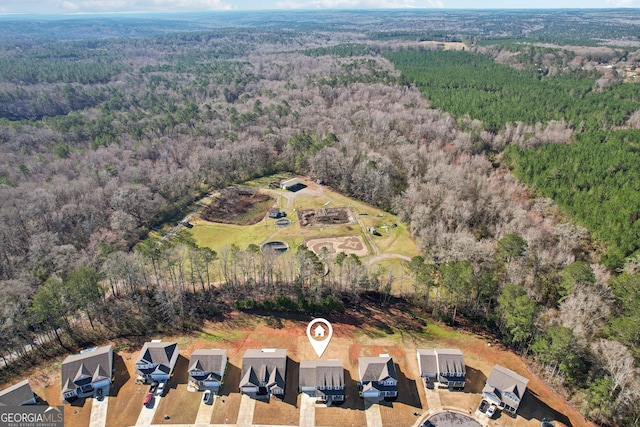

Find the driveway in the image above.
[
  {"left": 236, "top": 394, "right": 256, "bottom": 427},
  {"left": 135, "top": 395, "right": 162, "bottom": 426},
  {"left": 423, "top": 382, "right": 443, "bottom": 412},
  {"left": 89, "top": 396, "right": 108, "bottom": 427},
  {"left": 364, "top": 400, "right": 383, "bottom": 427},
  {"left": 299, "top": 393, "right": 315, "bottom": 427},
  {"left": 194, "top": 394, "right": 216, "bottom": 424}
]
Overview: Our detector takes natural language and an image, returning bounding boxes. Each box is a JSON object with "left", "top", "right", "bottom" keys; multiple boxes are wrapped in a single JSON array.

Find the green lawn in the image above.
[{"left": 190, "top": 220, "right": 275, "bottom": 252}]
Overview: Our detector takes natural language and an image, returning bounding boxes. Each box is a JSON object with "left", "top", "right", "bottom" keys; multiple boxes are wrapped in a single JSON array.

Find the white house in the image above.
[
  {"left": 358, "top": 355, "right": 398, "bottom": 401},
  {"left": 483, "top": 365, "right": 529, "bottom": 415}
]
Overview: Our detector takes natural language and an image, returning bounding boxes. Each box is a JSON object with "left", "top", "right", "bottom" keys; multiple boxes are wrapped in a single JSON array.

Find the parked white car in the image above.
[
  {"left": 203, "top": 390, "right": 212, "bottom": 405},
  {"left": 156, "top": 381, "right": 166, "bottom": 396},
  {"left": 486, "top": 405, "right": 497, "bottom": 418}
]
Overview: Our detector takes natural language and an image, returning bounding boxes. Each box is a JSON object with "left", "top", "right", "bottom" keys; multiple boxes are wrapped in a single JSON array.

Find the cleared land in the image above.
[
  {"left": 201, "top": 190, "right": 275, "bottom": 225},
  {"left": 298, "top": 207, "right": 354, "bottom": 227},
  {"left": 22, "top": 303, "right": 589, "bottom": 427},
  {"left": 189, "top": 177, "right": 419, "bottom": 293}
]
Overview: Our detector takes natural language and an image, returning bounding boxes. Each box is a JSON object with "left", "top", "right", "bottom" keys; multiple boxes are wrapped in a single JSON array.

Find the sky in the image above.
[{"left": 0, "top": 0, "right": 638, "bottom": 15}]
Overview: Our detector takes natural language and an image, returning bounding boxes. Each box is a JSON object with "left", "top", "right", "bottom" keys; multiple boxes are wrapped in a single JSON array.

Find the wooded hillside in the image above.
[{"left": 1, "top": 10, "right": 640, "bottom": 426}]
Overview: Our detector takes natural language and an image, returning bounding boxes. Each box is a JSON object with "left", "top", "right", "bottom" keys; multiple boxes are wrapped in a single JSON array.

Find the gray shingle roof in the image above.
[
  {"left": 240, "top": 349, "right": 286, "bottom": 390},
  {"left": 138, "top": 342, "right": 178, "bottom": 365},
  {"left": 61, "top": 345, "right": 113, "bottom": 393},
  {"left": 418, "top": 349, "right": 465, "bottom": 376},
  {"left": 136, "top": 342, "right": 178, "bottom": 376},
  {"left": 188, "top": 349, "right": 227, "bottom": 381},
  {"left": 485, "top": 365, "right": 529, "bottom": 410},
  {"left": 417, "top": 349, "right": 437, "bottom": 375},
  {"left": 358, "top": 356, "right": 397, "bottom": 383},
  {"left": 299, "top": 360, "right": 344, "bottom": 389},
  {"left": 0, "top": 380, "right": 35, "bottom": 406}
]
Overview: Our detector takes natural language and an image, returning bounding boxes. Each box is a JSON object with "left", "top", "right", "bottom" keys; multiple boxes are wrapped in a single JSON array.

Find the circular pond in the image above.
[
  {"left": 275, "top": 218, "right": 291, "bottom": 227},
  {"left": 260, "top": 241, "right": 289, "bottom": 255}
]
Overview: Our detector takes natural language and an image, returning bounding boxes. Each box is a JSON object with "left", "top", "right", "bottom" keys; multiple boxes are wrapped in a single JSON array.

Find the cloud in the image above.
[
  {"left": 276, "top": 0, "right": 443, "bottom": 8},
  {"left": 0, "top": 0, "right": 233, "bottom": 13},
  {"left": 72, "top": 0, "right": 233, "bottom": 12},
  {"left": 606, "top": 0, "right": 640, "bottom": 5}
]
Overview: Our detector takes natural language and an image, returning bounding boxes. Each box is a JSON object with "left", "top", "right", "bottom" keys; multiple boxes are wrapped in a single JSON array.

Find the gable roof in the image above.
[
  {"left": 417, "top": 348, "right": 465, "bottom": 377},
  {"left": 299, "top": 360, "right": 344, "bottom": 389},
  {"left": 486, "top": 365, "right": 529, "bottom": 409},
  {"left": 189, "top": 349, "right": 227, "bottom": 380},
  {"left": 358, "top": 356, "right": 397, "bottom": 383},
  {"left": 417, "top": 349, "right": 437, "bottom": 375},
  {"left": 240, "top": 349, "right": 286, "bottom": 390},
  {"left": 0, "top": 380, "right": 35, "bottom": 406},
  {"left": 436, "top": 349, "right": 465, "bottom": 376},
  {"left": 61, "top": 345, "right": 113, "bottom": 393},
  {"left": 138, "top": 342, "right": 178, "bottom": 365},
  {"left": 136, "top": 341, "right": 179, "bottom": 375}
]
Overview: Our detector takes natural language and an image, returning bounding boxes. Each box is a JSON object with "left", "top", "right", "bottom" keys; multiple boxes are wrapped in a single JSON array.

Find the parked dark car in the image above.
[
  {"left": 478, "top": 400, "right": 488, "bottom": 413},
  {"left": 95, "top": 388, "right": 103, "bottom": 401}
]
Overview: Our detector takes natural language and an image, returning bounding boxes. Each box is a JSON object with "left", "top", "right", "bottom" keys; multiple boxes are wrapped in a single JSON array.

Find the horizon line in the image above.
[{"left": 1, "top": 7, "right": 640, "bottom": 17}]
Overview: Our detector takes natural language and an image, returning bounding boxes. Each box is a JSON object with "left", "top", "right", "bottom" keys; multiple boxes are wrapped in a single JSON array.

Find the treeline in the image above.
[
  {"left": 505, "top": 130, "right": 640, "bottom": 270},
  {"left": 386, "top": 50, "right": 639, "bottom": 132}
]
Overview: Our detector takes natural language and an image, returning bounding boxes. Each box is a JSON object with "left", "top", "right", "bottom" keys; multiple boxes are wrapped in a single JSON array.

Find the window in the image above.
[{"left": 137, "top": 363, "right": 155, "bottom": 370}]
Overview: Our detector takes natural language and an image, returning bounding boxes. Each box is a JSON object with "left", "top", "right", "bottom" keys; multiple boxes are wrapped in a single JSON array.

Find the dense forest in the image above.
[{"left": 1, "top": 10, "right": 640, "bottom": 426}]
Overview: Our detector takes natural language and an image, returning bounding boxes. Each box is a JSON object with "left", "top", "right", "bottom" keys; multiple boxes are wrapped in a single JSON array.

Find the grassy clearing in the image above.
[
  {"left": 377, "top": 222, "right": 419, "bottom": 257},
  {"left": 239, "top": 173, "right": 292, "bottom": 188},
  {"left": 354, "top": 318, "right": 467, "bottom": 349},
  {"left": 417, "top": 321, "right": 465, "bottom": 343},
  {"left": 190, "top": 221, "right": 274, "bottom": 252},
  {"left": 199, "top": 329, "right": 243, "bottom": 343}
]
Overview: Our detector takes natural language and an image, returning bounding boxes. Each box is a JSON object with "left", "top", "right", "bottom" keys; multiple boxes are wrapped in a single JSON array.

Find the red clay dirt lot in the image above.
[{"left": 20, "top": 307, "right": 591, "bottom": 427}]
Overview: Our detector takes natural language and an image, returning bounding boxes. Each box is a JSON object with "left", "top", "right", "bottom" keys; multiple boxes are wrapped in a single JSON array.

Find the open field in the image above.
[
  {"left": 21, "top": 304, "right": 590, "bottom": 427},
  {"left": 188, "top": 177, "right": 420, "bottom": 293}
]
